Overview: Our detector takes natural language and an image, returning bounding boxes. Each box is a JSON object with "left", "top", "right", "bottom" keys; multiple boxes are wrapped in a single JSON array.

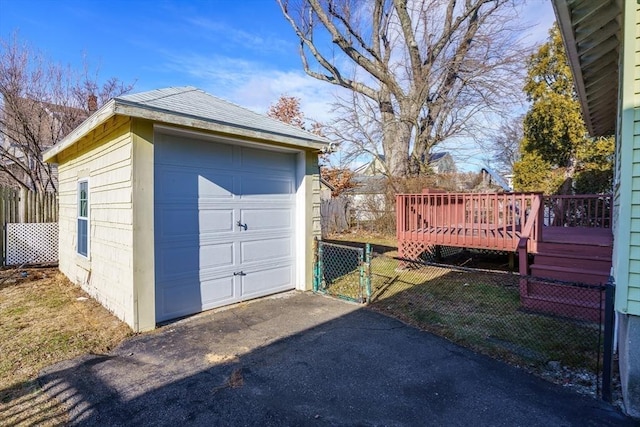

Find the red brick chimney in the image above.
[{"left": 87, "top": 94, "right": 98, "bottom": 112}]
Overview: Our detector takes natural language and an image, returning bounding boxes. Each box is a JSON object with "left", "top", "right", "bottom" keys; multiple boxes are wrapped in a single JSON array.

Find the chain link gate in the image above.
[{"left": 313, "top": 239, "right": 372, "bottom": 303}]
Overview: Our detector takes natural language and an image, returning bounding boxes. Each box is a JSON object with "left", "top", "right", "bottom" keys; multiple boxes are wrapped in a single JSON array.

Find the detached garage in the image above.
[{"left": 43, "top": 86, "right": 328, "bottom": 331}]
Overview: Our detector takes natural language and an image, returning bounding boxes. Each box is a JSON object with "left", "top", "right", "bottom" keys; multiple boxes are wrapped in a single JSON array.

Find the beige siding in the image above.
[
  {"left": 57, "top": 116, "right": 135, "bottom": 326},
  {"left": 312, "top": 174, "right": 321, "bottom": 237},
  {"left": 130, "top": 119, "right": 155, "bottom": 331},
  {"left": 300, "top": 150, "right": 321, "bottom": 290}
]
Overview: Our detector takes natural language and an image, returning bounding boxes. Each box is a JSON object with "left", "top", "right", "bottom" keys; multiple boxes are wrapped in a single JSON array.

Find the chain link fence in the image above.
[
  {"left": 314, "top": 241, "right": 371, "bottom": 303},
  {"left": 314, "top": 240, "right": 613, "bottom": 399}
]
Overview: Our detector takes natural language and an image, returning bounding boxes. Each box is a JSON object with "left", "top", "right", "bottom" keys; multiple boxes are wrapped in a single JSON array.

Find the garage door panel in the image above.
[
  {"left": 240, "top": 176, "right": 293, "bottom": 198},
  {"left": 156, "top": 244, "right": 199, "bottom": 278},
  {"left": 156, "top": 208, "right": 199, "bottom": 239},
  {"left": 200, "top": 276, "right": 236, "bottom": 309},
  {"left": 197, "top": 173, "right": 234, "bottom": 199},
  {"left": 157, "top": 167, "right": 235, "bottom": 200},
  {"left": 241, "top": 264, "right": 293, "bottom": 298},
  {"left": 241, "top": 237, "right": 292, "bottom": 264},
  {"left": 199, "top": 209, "right": 234, "bottom": 234},
  {"left": 156, "top": 169, "right": 200, "bottom": 200},
  {"left": 156, "top": 276, "right": 203, "bottom": 321},
  {"left": 157, "top": 208, "right": 235, "bottom": 240},
  {"left": 241, "top": 146, "right": 294, "bottom": 172},
  {"left": 201, "top": 242, "right": 235, "bottom": 269},
  {"left": 157, "top": 275, "right": 236, "bottom": 322},
  {"left": 157, "top": 241, "right": 235, "bottom": 279},
  {"left": 156, "top": 134, "right": 234, "bottom": 168},
  {"left": 240, "top": 208, "right": 292, "bottom": 231}
]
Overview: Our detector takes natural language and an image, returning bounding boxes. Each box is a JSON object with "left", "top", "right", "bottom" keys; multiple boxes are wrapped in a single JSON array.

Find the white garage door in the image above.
[{"left": 154, "top": 132, "right": 297, "bottom": 322}]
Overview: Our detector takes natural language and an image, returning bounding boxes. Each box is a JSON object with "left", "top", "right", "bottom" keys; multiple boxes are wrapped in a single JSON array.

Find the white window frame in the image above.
[{"left": 77, "top": 179, "right": 90, "bottom": 258}]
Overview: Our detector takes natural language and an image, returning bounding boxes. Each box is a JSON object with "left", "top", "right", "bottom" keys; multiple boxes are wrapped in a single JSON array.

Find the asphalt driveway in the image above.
[{"left": 39, "top": 291, "right": 632, "bottom": 426}]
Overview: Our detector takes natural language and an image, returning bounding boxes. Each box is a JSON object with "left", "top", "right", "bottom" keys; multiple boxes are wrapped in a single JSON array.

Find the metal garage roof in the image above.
[{"left": 44, "top": 86, "right": 329, "bottom": 162}]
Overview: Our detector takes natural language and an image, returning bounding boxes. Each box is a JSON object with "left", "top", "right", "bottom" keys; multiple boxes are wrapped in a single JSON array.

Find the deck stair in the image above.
[
  {"left": 521, "top": 227, "right": 612, "bottom": 321},
  {"left": 531, "top": 243, "right": 611, "bottom": 285}
]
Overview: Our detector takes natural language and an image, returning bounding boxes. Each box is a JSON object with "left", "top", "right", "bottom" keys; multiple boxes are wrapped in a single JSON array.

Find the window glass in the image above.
[{"left": 78, "top": 180, "right": 89, "bottom": 257}]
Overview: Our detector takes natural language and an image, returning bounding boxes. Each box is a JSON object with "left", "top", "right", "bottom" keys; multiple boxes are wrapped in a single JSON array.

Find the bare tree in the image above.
[
  {"left": 486, "top": 115, "right": 523, "bottom": 173},
  {"left": 0, "top": 34, "right": 134, "bottom": 194},
  {"left": 277, "top": 0, "right": 526, "bottom": 177},
  {"left": 325, "top": 91, "right": 384, "bottom": 169}
]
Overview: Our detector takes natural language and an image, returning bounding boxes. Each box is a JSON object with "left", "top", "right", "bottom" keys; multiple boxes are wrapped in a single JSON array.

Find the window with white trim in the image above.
[{"left": 77, "top": 180, "right": 89, "bottom": 257}]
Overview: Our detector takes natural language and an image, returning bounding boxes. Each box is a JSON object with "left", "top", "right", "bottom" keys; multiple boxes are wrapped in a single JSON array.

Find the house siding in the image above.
[
  {"left": 612, "top": 4, "right": 640, "bottom": 315},
  {"left": 303, "top": 150, "right": 321, "bottom": 289},
  {"left": 130, "top": 119, "right": 155, "bottom": 331},
  {"left": 629, "top": 6, "right": 640, "bottom": 315},
  {"left": 57, "top": 115, "right": 135, "bottom": 326}
]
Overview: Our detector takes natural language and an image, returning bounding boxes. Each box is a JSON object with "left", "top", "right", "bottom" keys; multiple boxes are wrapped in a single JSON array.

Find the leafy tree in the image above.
[
  {"left": 513, "top": 151, "right": 564, "bottom": 194},
  {"left": 0, "top": 34, "right": 134, "bottom": 194},
  {"left": 267, "top": 94, "right": 323, "bottom": 135},
  {"left": 277, "top": 0, "right": 525, "bottom": 177},
  {"left": 320, "top": 167, "right": 355, "bottom": 196},
  {"left": 267, "top": 95, "right": 306, "bottom": 129},
  {"left": 513, "top": 25, "right": 613, "bottom": 194}
]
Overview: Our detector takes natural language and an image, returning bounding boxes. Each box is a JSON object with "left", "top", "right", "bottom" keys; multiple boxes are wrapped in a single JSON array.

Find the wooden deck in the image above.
[
  {"left": 397, "top": 191, "right": 613, "bottom": 321},
  {"left": 397, "top": 223, "right": 611, "bottom": 258},
  {"left": 542, "top": 226, "right": 612, "bottom": 247},
  {"left": 397, "top": 191, "right": 611, "bottom": 257}
]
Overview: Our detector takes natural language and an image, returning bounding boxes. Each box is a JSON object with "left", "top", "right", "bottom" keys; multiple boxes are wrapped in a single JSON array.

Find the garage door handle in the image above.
[
  {"left": 233, "top": 271, "right": 246, "bottom": 276},
  {"left": 236, "top": 220, "right": 247, "bottom": 231}
]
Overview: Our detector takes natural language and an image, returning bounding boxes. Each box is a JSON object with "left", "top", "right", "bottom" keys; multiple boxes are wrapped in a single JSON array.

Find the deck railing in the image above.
[
  {"left": 543, "top": 194, "right": 612, "bottom": 228},
  {"left": 396, "top": 192, "right": 542, "bottom": 251},
  {"left": 397, "top": 191, "right": 613, "bottom": 255}
]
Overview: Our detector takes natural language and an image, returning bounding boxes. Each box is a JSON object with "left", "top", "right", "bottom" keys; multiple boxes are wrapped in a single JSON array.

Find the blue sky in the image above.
[{"left": 0, "top": 0, "right": 557, "bottom": 169}]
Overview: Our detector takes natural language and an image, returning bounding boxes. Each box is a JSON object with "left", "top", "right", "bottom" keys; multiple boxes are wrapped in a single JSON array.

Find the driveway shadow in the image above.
[{"left": 33, "top": 292, "right": 632, "bottom": 426}]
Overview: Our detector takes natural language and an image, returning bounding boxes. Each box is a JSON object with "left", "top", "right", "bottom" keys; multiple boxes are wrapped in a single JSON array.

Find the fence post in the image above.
[
  {"left": 364, "top": 243, "right": 372, "bottom": 303},
  {"left": 0, "top": 187, "right": 4, "bottom": 267},
  {"left": 358, "top": 246, "right": 365, "bottom": 303},
  {"left": 313, "top": 238, "right": 322, "bottom": 292},
  {"left": 601, "top": 278, "right": 615, "bottom": 402}
]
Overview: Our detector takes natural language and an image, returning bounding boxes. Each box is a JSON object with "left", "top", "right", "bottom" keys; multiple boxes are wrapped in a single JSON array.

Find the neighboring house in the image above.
[
  {"left": 345, "top": 175, "right": 387, "bottom": 222},
  {"left": 357, "top": 152, "right": 456, "bottom": 176},
  {"left": 553, "top": 1, "right": 639, "bottom": 416},
  {"left": 0, "top": 95, "right": 90, "bottom": 191},
  {"left": 477, "top": 167, "right": 511, "bottom": 192},
  {"left": 349, "top": 152, "right": 456, "bottom": 218},
  {"left": 43, "top": 86, "right": 329, "bottom": 332},
  {"left": 428, "top": 152, "right": 456, "bottom": 174}
]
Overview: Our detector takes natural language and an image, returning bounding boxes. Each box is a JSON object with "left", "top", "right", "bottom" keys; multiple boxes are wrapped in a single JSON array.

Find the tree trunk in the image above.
[
  {"left": 379, "top": 88, "right": 410, "bottom": 177},
  {"left": 382, "top": 118, "right": 411, "bottom": 177},
  {"left": 558, "top": 156, "right": 577, "bottom": 195}
]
